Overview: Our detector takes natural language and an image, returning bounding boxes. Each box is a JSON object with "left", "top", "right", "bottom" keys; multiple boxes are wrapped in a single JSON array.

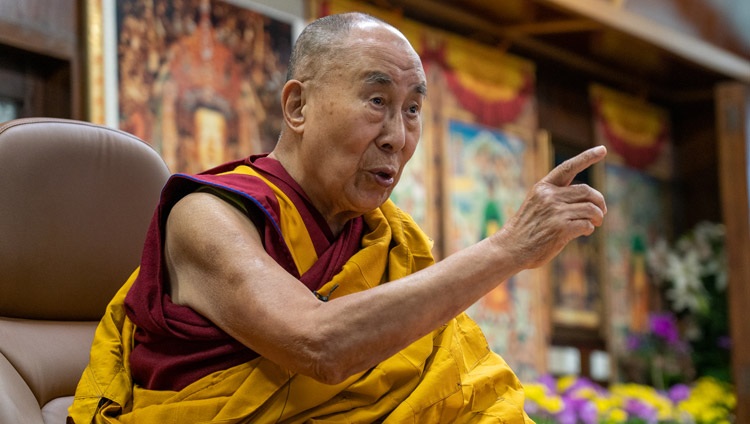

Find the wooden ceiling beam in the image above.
[
  {"left": 502, "top": 19, "right": 603, "bottom": 35},
  {"left": 0, "top": 18, "right": 74, "bottom": 60},
  {"left": 537, "top": 0, "right": 750, "bottom": 83},
  {"left": 392, "top": 0, "right": 681, "bottom": 100}
]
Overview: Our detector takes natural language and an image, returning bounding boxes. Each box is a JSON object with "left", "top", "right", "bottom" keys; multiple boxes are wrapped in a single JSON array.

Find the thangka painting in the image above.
[
  {"left": 443, "top": 120, "right": 527, "bottom": 253},
  {"left": 116, "top": 0, "right": 294, "bottom": 173},
  {"left": 590, "top": 84, "right": 674, "bottom": 368},
  {"left": 444, "top": 119, "right": 541, "bottom": 380},
  {"left": 550, "top": 145, "right": 603, "bottom": 331},
  {"left": 602, "top": 163, "right": 671, "bottom": 362}
]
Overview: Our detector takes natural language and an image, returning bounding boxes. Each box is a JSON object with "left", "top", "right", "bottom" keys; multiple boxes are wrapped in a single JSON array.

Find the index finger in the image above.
[{"left": 543, "top": 145, "right": 607, "bottom": 187}]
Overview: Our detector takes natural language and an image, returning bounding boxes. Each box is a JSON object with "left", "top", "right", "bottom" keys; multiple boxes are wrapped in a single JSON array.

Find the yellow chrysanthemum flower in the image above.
[
  {"left": 540, "top": 396, "right": 564, "bottom": 414},
  {"left": 523, "top": 383, "right": 546, "bottom": 402},
  {"left": 675, "top": 377, "right": 734, "bottom": 423},
  {"left": 572, "top": 386, "right": 599, "bottom": 400},
  {"left": 609, "top": 408, "right": 628, "bottom": 422},
  {"left": 557, "top": 375, "right": 577, "bottom": 393},
  {"left": 523, "top": 382, "right": 564, "bottom": 414},
  {"left": 593, "top": 397, "right": 617, "bottom": 413}
]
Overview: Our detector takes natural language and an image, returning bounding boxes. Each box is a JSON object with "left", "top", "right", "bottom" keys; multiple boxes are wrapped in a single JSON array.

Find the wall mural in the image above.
[{"left": 116, "top": 0, "right": 293, "bottom": 173}]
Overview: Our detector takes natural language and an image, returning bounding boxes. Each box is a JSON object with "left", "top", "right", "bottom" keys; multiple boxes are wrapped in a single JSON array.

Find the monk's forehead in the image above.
[
  {"left": 337, "top": 22, "right": 422, "bottom": 68},
  {"left": 352, "top": 19, "right": 409, "bottom": 41}
]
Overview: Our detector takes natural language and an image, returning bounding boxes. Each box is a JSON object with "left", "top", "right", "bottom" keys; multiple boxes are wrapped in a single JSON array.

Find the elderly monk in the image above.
[{"left": 69, "top": 12, "right": 607, "bottom": 423}]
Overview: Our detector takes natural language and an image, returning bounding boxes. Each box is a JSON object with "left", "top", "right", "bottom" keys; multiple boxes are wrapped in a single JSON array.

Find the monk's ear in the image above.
[{"left": 281, "top": 80, "right": 306, "bottom": 134}]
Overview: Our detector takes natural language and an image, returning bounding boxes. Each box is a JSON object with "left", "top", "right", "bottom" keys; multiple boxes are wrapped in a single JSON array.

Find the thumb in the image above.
[{"left": 543, "top": 145, "right": 607, "bottom": 187}]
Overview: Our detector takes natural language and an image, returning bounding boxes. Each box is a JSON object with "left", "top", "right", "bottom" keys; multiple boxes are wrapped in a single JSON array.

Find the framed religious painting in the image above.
[
  {"left": 548, "top": 140, "right": 607, "bottom": 339},
  {"left": 601, "top": 163, "right": 671, "bottom": 356},
  {"left": 85, "top": 0, "right": 303, "bottom": 173},
  {"left": 441, "top": 120, "right": 530, "bottom": 254},
  {"left": 589, "top": 84, "right": 674, "bottom": 373},
  {"left": 441, "top": 118, "right": 545, "bottom": 380},
  {"left": 538, "top": 137, "right": 612, "bottom": 383}
]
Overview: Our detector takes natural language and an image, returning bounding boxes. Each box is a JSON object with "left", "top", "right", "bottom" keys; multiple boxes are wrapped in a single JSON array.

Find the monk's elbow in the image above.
[
  {"left": 310, "top": 360, "right": 350, "bottom": 385},
  {"left": 299, "top": 334, "right": 355, "bottom": 385}
]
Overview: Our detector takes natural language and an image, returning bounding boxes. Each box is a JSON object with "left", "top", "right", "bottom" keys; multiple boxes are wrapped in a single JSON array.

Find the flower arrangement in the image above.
[
  {"left": 524, "top": 375, "right": 735, "bottom": 423},
  {"left": 647, "top": 221, "right": 727, "bottom": 316},
  {"left": 646, "top": 221, "right": 730, "bottom": 382},
  {"left": 623, "top": 312, "right": 693, "bottom": 390}
]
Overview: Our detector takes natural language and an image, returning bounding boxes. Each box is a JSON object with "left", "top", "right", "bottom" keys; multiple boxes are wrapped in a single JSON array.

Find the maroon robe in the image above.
[{"left": 124, "top": 155, "right": 364, "bottom": 391}]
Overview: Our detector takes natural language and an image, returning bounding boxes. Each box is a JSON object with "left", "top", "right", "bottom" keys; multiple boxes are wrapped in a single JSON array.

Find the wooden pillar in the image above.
[{"left": 715, "top": 82, "right": 750, "bottom": 422}]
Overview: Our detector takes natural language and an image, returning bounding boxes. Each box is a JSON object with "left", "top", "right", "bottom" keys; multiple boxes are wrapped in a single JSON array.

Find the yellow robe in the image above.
[{"left": 69, "top": 186, "right": 533, "bottom": 423}]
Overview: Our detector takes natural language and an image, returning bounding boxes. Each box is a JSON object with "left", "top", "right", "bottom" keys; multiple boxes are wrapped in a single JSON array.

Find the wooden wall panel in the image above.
[
  {"left": 0, "top": 0, "right": 77, "bottom": 59},
  {"left": 0, "top": 0, "right": 80, "bottom": 119},
  {"left": 715, "top": 82, "right": 750, "bottom": 423},
  {"left": 672, "top": 100, "right": 722, "bottom": 232}
]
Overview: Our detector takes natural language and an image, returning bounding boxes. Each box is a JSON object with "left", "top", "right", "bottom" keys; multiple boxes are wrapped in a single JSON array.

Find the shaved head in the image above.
[
  {"left": 286, "top": 13, "right": 399, "bottom": 82},
  {"left": 272, "top": 11, "right": 426, "bottom": 230}
]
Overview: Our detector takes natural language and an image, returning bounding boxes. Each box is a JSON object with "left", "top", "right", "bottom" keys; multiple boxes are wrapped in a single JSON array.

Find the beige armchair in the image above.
[{"left": 0, "top": 118, "right": 170, "bottom": 423}]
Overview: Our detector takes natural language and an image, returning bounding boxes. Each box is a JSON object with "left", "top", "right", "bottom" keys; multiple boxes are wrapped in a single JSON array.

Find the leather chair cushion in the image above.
[
  {"left": 41, "top": 397, "right": 74, "bottom": 424},
  {"left": 0, "top": 119, "right": 170, "bottom": 320},
  {"left": 0, "top": 319, "right": 97, "bottom": 408},
  {"left": 0, "top": 351, "right": 45, "bottom": 424}
]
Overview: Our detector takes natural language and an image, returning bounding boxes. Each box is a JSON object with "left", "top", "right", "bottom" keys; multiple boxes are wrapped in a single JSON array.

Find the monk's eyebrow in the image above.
[
  {"left": 364, "top": 71, "right": 392, "bottom": 86},
  {"left": 364, "top": 71, "right": 427, "bottom": 97}
]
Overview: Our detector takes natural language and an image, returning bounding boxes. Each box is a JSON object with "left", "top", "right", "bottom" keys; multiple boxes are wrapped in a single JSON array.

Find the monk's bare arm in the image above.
[
  {"left": 165, "top": 192, "right": 519, "bottom": 384},
  {"left": 165, "top": 146, "right": 607, "bottom": 384}
]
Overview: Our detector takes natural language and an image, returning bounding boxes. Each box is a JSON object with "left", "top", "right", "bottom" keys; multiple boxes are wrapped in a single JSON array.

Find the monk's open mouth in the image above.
[{"left": 371, "top": 169, "right": 395, "bottom": 187}]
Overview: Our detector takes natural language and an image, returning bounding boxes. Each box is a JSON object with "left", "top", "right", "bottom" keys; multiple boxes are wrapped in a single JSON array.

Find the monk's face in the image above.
[{"left": 297, "top": 21, "right": 426, "bottom": 223}]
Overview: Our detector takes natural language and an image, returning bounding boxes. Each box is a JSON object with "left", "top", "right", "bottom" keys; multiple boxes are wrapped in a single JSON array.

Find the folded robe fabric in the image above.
[
  {"left": 124, "top": 157, "right": 367, "bottom": 392},
  {"left": 69, "top": 159, "right": 533, "bottom": 423}
]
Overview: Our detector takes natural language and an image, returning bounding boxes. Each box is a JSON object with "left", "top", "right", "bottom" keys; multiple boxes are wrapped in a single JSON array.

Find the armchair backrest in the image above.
[{"left": 0, "top": 118, "right": 170, "bottom": 423}]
